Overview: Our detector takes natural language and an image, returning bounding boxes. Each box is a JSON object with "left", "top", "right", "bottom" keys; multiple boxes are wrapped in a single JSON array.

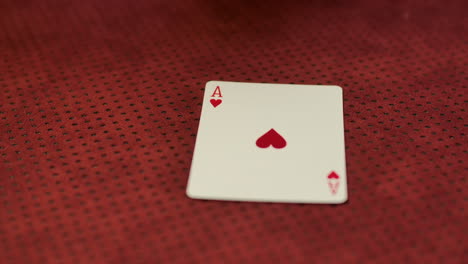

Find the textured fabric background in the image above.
[{"left": 0, "top": 0, "right": 466, "bottom": 263}]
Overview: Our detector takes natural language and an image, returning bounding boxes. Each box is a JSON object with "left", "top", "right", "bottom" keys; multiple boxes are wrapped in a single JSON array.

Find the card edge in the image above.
[
  {"left": 206, "top": 80, "right": 345, "bottom": 90},
  {"left": 185, "top": 189, "right": 349, "bottom": 204}
]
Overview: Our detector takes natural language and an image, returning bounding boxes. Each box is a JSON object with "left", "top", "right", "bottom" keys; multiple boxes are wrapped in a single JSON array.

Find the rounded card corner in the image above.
[
  {"left": 205, "top": 80, "right": 217, "bottom": 87},
  {"left": 335, "top": 195, "right": 348, "bottom": 204},
  {"left": 331, "top": 85, "right": 343, "bottom": 93},
  {"left": 185, "top": 187, "right": 198, "bottom": 200}
]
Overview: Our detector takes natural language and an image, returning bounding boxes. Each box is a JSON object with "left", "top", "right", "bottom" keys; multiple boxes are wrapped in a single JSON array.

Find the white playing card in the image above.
[{"left": 187, "top": 81, "right": 347, "bottom": 204}]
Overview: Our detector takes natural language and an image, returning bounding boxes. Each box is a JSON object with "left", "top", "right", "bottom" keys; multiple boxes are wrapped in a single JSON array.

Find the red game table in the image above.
[{"left": 0, "top": 0, "right": 466, "bottom": 263}]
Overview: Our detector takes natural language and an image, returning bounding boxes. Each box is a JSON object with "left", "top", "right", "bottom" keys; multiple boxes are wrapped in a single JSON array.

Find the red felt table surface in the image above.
[{"left": 0, "top": 0, "right": 466, "bottom": 263}]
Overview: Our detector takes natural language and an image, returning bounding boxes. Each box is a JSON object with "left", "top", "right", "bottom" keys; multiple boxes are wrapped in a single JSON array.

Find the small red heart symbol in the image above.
[
  {"left": 256, "top": 129, "right": 287, "bottom": 149},
  {"left": 328, "top": 171, "right": 339, "bottom": 179},
  {"left": 210, "top": 99, "right": 222, "bottom": 108}
]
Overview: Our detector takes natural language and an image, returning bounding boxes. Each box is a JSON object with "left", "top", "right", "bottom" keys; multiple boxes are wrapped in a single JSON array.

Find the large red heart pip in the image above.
[{"left": 256, "top": 129, "right": 287, "bottom": 149}]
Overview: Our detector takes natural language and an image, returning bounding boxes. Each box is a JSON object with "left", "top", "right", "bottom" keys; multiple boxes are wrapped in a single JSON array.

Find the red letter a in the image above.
[{"left": 211, "top": 86, "right": 223, "bottom": 97}]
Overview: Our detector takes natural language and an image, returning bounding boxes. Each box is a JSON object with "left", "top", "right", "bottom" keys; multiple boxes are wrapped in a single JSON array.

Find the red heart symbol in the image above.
[
  {"left": 256, "top": 129, "right": 287, "bottom": 149},
  {"left": 210, "top": 99, "right": 222, "bottom": 108},
  {"left": 328, "top": 171, "right": 339, "bottom": 179}
]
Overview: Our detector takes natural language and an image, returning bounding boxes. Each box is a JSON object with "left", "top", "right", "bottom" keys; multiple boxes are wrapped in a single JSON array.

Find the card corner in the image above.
[
  {"left": 185, "top": 186, "right": 199, "bottom": 200},
  {"left": 205, "top": 80, "right": 219, "bottom": 86},
  {"left": 334, "top": 194, "right": 348, "bottom": 204},
  {"left": 331, "top": 85, "right": 343, "bottom": 93}
]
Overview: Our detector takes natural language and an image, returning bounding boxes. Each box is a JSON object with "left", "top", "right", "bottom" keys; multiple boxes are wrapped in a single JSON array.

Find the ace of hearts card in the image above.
[{"left": 186, "top": 81, "right": 347, "bottom": 204}]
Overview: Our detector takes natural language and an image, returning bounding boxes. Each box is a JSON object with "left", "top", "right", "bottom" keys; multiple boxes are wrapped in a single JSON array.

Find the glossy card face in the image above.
[{"left": 187, "top": 81, "right": 347, "bottom": 204}]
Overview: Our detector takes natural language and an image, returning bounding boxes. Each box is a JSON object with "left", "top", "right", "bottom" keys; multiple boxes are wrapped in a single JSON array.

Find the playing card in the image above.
[{"left": 187, "top": 81, "right": 347, "bottom": 204}]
